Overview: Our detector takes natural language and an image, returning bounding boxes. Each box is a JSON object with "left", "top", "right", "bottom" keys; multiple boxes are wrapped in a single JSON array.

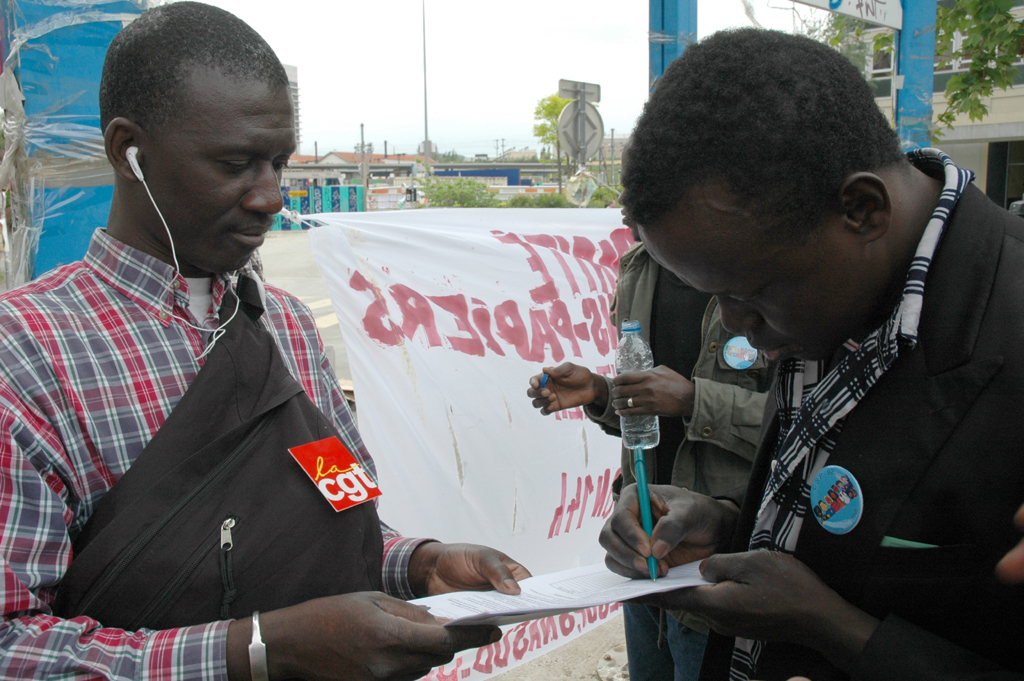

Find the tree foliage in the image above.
[
  {"left": 931, "top": 0, "right": 1024, "bottom": 134},
  {"left": 587, "top": 184, "right": 622, "bottom": 208},
  {"left": 532, "top": 94, "right": 571, "bottom": 148},
  {"left": 806, "top": 1, "right": 1024, "bottom": 140},
  {"left": 437, "top": 149, "right": 464, "bottom": 163},
  {"left": 419, "top": 176, "right": 498, "bottom": 207},
  {"left": 533, "top": 94, "right": 575, "bottom": 181},
  {"left": 801, "top": 11, "right": 872, "bottom": 74},
  {"left": 506, "top": 192, "right": 571, "bottom": 208}
]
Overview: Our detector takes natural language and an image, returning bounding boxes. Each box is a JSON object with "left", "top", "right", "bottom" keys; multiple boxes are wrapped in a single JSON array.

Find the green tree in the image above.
[
  {"left": 437, "top": 149, "right": 464, "bottom": 163},
  {"left": 807, "top": 1, "right": 1024, "bottom": 140},
  {"left": 507, "top": 192, "right": 571, "bottom": 208},
  {"left": 419, "top": 176, "right": 498, "bottom": 207},
  {"left": 587, "top": 184, "right": 622, "bottom": 208},
  {"left": 533, "top": 94, "right": 572, "bottom": 191},
  {"left": 930, "top": 0, "right": 1024, "bottom": 134},
  {"left": 801, "top": 11, "right": 871, "bottom": 74}
]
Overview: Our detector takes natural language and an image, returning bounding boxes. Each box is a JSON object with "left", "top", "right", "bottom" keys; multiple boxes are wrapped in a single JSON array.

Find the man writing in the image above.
[
  {"left": 601, "top": 29, "right": 1024, "bottom": 680},
  {"left": 0, "top": 4, "right": 527, "bottom": 680},
  {"left": 528, "top": 220, "right": 772, "bottom": 681}
]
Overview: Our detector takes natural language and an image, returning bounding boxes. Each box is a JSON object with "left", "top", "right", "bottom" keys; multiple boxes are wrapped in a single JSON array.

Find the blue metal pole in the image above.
[
  {"left": 895, "top": 0, "right": 938, "bottom": 150},
  {"left": 650, "top": 0, "right": 664, "bottom": 91},
  {"left": 650, "top": 0, "right": 697, "bottom": 92}
]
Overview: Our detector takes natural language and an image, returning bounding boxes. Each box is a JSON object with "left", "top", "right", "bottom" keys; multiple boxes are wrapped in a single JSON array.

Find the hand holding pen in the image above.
[{"left": 599, "top": 484, "right": 739, "bottom": 580}]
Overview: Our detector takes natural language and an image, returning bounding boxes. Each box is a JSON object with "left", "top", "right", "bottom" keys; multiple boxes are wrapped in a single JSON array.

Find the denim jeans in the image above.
[{"left": 623, "top": 602, "right": 708, "bottom": 681}]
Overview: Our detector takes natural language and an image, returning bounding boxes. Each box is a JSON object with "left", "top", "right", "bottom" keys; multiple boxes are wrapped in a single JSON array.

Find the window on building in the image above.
[{"left": 1008, "top": 141, "right": 1024, "bottom": 206}]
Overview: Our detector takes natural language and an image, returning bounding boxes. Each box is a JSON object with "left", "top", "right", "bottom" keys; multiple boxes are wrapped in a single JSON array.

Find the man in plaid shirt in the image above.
[{"left": 0, "top": 4, "right": 527, "bottom": 680}]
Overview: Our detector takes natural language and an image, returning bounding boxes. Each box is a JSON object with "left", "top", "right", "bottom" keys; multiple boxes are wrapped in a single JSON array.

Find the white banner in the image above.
[
  {"left": 310, "top": 208, "right": 631, "bottom": 676},
  {"left": 793, "top": 0, "right": 902, "bottom": 29}
]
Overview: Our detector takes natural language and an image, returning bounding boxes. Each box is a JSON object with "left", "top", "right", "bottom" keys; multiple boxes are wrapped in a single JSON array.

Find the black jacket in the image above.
[{"left": 699, "top": 185, "right": 1024, "bottom": 681}]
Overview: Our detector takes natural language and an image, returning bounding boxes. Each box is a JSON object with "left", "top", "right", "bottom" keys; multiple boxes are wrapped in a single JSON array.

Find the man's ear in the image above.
[
  {"left": 838, "top": 172, "right": 892, "bottom": 241},
  {"left": 104, "top": 117, "right": 146, "bottom": 183}
]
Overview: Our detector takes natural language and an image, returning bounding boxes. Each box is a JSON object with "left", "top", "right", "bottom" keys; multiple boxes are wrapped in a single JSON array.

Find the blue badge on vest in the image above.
[
  {"left": 810, "top": 465, "right": 863, "bottom": 535},
  {"left": 723, "top": 336, "right": 758, "bottom": 370}
]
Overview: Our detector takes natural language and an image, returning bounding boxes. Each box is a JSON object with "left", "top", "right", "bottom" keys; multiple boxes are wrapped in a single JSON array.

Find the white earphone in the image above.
[
  {"left": 126, "top": 145, "right": 240, "bottom": 360},
  {"left": 279, "top": 206, "right": 319, "bottom": 229},
  {"left": 126, "top": 145, "right": 145, "bottom": 182}
]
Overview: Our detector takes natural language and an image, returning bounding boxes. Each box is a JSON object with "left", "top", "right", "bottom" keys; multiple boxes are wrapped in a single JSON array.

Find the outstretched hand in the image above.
[
  {"left": 227, "top": 591, "right": 501, "bottom": 681},
  {"left": 527, "top": 363, "right": 608, "bottom": 415},
  {"left": 408, "top": 541, "right": 532, "bottom": 597},
  {"left": 655, "top": 551, "right": 880, "bottom": 672},
  {"left": 997, "top": 501, "right": 1024, "bottom": 584}
]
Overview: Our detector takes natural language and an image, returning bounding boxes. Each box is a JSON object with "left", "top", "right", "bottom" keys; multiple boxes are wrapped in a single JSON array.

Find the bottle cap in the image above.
[{"left": 621, "top": 320, "right": 641, "bottom": 333}]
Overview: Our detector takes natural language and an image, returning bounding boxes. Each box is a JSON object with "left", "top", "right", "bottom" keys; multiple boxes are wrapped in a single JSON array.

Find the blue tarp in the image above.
[{"left": 2, "top": 1, "right": 146, "bottom": 280}]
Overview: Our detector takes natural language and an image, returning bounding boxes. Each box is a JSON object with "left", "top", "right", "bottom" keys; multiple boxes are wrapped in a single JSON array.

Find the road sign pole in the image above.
[
  {"left": 650, "top": 0, "right": 697, "bottom": 91},
  {"left": 577, "top": 83, "right": 586, "bottom": 172},
  {"left": 895, "top": 0, "right": 938, "bottom": 150}
]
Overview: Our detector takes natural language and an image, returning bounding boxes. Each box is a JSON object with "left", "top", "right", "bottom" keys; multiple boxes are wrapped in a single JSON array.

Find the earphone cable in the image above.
[{"left": 137, "top": 165, "right": 241, "bottom": 359}]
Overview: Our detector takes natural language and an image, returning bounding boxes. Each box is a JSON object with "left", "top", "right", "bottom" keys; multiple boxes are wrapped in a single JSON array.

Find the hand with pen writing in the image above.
[{"left": 600, "top": 483, "right": 737, "bottom": 579}]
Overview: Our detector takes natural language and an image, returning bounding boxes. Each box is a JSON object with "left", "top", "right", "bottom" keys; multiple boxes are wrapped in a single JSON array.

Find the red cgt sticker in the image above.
[{"left": 289, "top": 437, "right": 382, "bottom": 512}]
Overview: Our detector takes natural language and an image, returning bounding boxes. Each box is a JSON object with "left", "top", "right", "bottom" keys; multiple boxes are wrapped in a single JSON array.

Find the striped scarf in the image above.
[{"left": 729, "top": 149, "right": 974, "bottom": 680}]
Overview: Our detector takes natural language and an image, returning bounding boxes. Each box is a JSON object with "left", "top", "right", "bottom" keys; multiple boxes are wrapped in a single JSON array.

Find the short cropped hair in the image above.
[
  {"left": 622, "top": 28, "right": 906, "bottom": 236},
  {"left": 99, "top": 2, "right": 289, "bottom": 132}
]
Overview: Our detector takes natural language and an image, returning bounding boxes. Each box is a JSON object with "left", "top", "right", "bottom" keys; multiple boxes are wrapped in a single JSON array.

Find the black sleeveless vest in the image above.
[{"left": 54, "top": 276, "right": 384, "bottom": 630}]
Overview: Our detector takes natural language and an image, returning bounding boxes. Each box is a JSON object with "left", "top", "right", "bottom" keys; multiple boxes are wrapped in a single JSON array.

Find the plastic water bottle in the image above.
[{"left": 616, "top": 320, "right": 660, "bottom": 450}]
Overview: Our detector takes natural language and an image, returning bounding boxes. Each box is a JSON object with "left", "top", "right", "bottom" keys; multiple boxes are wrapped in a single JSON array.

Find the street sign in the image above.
[
  {"left": 557, "top": 100, "right": 604, "bottom": 164},
  {"left": 559, "top": 79, "right": 600, "bottom": 103},
  {"left": 792, "top": 0, "right": 901, "bottom": 30}
]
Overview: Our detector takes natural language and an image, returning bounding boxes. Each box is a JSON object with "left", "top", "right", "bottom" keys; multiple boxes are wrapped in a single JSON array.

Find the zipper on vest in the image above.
[
  {"left": 75, "top": 416, "right": 272, "bottom": 618},
  {"left": 220, "top": 517, "right": 238, "bottom": 619},
  {"left": 127, "top": 515, "right": 240, "bottom": 629}
]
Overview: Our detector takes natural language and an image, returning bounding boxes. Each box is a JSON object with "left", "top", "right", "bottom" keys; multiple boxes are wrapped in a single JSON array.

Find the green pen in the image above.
[{"left": 633, "top": 447, "right": 658, "bottom": 581}]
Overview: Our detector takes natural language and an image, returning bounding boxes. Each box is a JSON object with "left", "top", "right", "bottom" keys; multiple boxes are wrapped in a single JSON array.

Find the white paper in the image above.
[{"left": 412, "top": 561, "right": 709, "bottom": 626}]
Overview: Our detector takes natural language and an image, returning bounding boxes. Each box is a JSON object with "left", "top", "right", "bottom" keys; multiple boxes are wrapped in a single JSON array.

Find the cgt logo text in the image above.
[
  {"left": 289, "top": 437, "right": 383, "bottom": 512},
  {"left": 315, "top": 458, "right": 379, "bottom": 503}
]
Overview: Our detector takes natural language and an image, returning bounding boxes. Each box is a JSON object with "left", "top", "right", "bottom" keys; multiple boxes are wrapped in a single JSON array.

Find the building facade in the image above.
[
  {"left": 284, "top": 64, "right": 302, "bottom": 153},
  {"left": 865, "top": 4, "right": 1024, "bottom": 208}
]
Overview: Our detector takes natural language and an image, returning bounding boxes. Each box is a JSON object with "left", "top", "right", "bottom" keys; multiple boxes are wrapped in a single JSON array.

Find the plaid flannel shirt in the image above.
[
  {"left": 0, "top": 229, "right": 427, "bottom": 681},
  {"left": 729, "top": 149, "right": 974, "bottom": 680}
]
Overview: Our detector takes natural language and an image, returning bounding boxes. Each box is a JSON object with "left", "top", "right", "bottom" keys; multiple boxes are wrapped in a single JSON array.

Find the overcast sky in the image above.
[{"left": 195, "top": 0, "right": 829, "bottom": 157}]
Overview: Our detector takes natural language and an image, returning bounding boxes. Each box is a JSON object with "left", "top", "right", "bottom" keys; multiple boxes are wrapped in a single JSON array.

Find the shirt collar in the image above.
[{"left": 84, "top": 229, "right": 234, "bottom": 326}]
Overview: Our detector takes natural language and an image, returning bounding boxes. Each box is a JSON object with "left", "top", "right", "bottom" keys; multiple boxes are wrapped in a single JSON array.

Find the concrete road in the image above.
[
  {"left": 257, "top": 229, "right": 629, "bottom": 680},
  {"left": 498, "top": 616, "right": 627, "bottom": 681},
  {"left": 259, "top": 231, "right": 351, "bottom": 381}
]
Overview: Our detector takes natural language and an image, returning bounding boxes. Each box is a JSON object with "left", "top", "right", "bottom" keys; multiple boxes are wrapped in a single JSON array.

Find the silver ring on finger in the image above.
[{"left": 627, "top": 397, "right": 634, "bottom": 408}]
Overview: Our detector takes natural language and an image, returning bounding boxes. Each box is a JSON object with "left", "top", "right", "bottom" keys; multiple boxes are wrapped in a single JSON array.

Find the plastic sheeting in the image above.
[{"left": 0, "top": 0, "right": 147, "bottom": 286}]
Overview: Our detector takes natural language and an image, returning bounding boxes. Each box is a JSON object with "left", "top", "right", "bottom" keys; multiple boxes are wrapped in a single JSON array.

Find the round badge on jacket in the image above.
[
  {"left": 810, "top": 465, "right": 863, "bottom": 535},
  {"left": 723, "top": 336, "right": 758, "bottom": 370}
]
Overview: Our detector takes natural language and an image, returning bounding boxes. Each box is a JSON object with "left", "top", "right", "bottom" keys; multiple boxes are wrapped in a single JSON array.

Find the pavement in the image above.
[
  {"left": 260, "top": 231, "right": 352, "bottom": 381},
  {"left": 259, "top": 230, "right": 630, "bottom": 681}
]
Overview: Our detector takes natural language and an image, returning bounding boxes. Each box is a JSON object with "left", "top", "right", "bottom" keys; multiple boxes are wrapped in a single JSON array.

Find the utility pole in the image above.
[
  {"left": 422, "top": 0, "right": 431, "bottom": 166},
  {"left": 360, "top": 123, "right": 368, "bottom": 200},
  {"left": 314, "top": 141, "right": 318, "bottom": 163},
  {"left": 500, "top": 139, "right": 506, "bottom": 160},
  {"left": 384, "top": 140, "right": 388, "bottom": 159},
  {"left": 494, "top": 140, "right": 500, "bottom": 160},
  {"left": 650, "top": 0, "right": 697, "bottom": 91},
  {"left": 894, "top": 0, "right": 938, "bottom": 149},
  {"left": 556, "top": 139, "right": 563, "bottom": 193},
  {"left": 610, "top": 128, "right": 616, "bottom": 185}
]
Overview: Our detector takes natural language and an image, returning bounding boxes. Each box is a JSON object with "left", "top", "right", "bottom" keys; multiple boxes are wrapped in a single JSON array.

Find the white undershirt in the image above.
[{"left": 184, "top": 276, "right": 214, "bottom": 325}]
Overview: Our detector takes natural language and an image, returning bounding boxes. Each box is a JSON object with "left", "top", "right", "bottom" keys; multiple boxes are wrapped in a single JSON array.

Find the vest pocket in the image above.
[{"left": 126, "top": 516, "right": 240, "bottom": 629}]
